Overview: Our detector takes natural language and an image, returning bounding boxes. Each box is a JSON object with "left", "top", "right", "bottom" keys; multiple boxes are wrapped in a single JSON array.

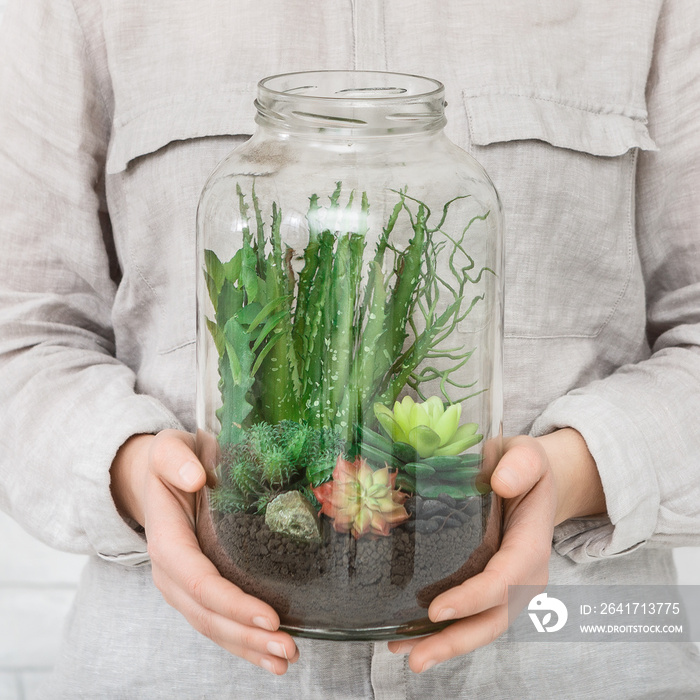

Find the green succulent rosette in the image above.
[{"left": 374, "top": 396, "right": 482, "bottom": 459}]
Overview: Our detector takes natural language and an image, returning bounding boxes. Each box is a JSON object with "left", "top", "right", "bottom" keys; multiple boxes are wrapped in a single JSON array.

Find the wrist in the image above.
[
  {"left": 536, "top": 428, "right": 606, "bottom": 526},
  {"left": 110, "top": 433, "right": 153, "bottom": 527}
]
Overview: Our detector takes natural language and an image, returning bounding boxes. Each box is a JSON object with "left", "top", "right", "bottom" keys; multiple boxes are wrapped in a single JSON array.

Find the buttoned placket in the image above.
[
  {"left": 351, "top": 4, "right": 408, "bottom": 696},
  {"left": 351, "top": 0, "right": 388, "bottom": 71},
  {"left": 371, "top": 639, "right": 410, "bottom": 700}
]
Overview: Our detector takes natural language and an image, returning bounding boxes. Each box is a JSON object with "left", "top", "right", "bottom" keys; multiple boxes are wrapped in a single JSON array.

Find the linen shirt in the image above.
[{"left": 1, "top": 0, "right": 700, "bottom": 698}]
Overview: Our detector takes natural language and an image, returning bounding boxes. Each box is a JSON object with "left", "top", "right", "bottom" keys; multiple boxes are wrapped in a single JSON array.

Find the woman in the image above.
[{"left": 0, "top": 0, "right": 699, "bottom": 697}]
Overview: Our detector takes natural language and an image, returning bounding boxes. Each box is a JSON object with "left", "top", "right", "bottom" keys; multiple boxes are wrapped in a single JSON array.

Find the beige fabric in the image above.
[{"left": 0, "top": 0, "right": 699, "bottom": 697}]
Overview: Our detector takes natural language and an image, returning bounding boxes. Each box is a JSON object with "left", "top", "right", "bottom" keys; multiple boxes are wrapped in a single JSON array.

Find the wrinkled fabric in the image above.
[{"left": 0, "top": 0, "right": 699, "bottom": 697}]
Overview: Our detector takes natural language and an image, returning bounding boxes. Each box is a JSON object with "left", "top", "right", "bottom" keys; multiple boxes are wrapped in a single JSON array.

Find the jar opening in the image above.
[{"left": 255, "top": 70, "right": 446, "bottom": 135}]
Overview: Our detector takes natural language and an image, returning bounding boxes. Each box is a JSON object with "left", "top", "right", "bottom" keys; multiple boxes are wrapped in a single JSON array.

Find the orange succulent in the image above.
[{"left": 313, "top": 456, "right": 410, "bottom": 539}]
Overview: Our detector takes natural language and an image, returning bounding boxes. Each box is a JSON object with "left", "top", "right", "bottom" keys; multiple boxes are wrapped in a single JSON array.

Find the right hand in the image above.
[{"left": 110, "top": 429, "right": 299, "bottom": 674}]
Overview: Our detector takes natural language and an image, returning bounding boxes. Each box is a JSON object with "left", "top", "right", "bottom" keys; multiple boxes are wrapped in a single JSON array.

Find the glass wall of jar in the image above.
[{"left": 195, "top": 71, "right": 504, "bottom": 640}]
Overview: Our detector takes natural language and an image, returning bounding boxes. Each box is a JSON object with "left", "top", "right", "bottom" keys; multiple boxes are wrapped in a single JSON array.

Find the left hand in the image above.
[
  {"left": 387, "top": 428, "right": 606, "bottom": 673},
  {"left": 110, "top": 430, "right": 300, "bottom": 674}
]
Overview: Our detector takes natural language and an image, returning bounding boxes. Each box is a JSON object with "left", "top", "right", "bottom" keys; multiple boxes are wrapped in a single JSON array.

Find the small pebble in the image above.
[{"left": 437, "top": 493, "right": 457, "bottom": 509}]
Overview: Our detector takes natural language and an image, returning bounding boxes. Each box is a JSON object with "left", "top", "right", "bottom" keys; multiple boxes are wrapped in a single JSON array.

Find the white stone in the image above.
[{"left": 265, "top": 491, "right": 321, "bottom": 542}]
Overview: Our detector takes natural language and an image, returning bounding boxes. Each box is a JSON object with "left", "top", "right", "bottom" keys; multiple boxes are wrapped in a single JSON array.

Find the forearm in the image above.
[{"left": 0, "top": 341, "right": 182, "bottom": 559}]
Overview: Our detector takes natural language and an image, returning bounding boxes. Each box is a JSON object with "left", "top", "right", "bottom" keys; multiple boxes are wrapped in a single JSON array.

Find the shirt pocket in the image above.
[
  {"left": 462, "top": 91, "right": 657, "bottom": 339},
  {"left": 105, "top": 88, "right": 256, "bottom": 357}
]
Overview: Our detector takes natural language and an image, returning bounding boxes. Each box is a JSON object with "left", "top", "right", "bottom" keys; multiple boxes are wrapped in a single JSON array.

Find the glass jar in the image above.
[{"left": 195, "top": 70, "right": 504, "bottom": 640}]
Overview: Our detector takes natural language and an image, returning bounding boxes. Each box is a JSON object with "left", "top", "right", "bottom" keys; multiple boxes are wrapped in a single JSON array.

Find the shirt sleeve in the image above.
[
  {"left": 0, "top": 0, "right": 183, "bottom": 564},
  {"left": 531, "top": 0, "right": 700, "bottom": 563}
]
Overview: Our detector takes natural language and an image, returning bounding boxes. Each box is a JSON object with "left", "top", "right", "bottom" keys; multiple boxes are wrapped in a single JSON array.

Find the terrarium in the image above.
[{"left": 195, "top": 70, "right": 504, "bottom": 640}]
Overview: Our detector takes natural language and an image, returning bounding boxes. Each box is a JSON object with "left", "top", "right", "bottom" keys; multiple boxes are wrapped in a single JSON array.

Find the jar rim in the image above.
[
  {"left": 258, "top": 70, "right": 445, "bottom": 103},
  {"left": 255, "top": 70, "right": 446, "bottom": 135}
]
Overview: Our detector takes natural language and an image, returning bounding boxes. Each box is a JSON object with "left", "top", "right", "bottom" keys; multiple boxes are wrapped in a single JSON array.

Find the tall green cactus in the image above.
[{"left": 204, "top": 184, "right": 492, "bottom": 446}]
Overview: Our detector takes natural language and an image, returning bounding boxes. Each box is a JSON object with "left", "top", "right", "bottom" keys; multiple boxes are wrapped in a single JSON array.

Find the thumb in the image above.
[
  {"left": 490, "top": 436, "right": 548, "bottom": 499},
  {"left": 149, "top": 429, "right": 207, "bottom": 493}
]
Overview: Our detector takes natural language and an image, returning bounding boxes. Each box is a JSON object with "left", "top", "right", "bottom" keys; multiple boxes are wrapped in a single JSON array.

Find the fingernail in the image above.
[
  {"left": 434, "top": 607, "right": 456, "bottom": 622},
  {"left": 260, "top": 658, "right": 277, "bottom": 675},
  {"left": 496, "top": 467, "right": 518, "bottom": 491},
  {"left": 267, "top": 641, "right": 288, "bottom": 660},
  {"left": 178, "top": 461, "right": 201, "bottom": 488},
  {"left": 421, "top": 659, "right": 437, "bottom": 673},
  {"left": 253, "top": 616, "right": 275, "bottom": 631},
  {"left": 391, "top": 642, "right": 412, "bottom": 655}
]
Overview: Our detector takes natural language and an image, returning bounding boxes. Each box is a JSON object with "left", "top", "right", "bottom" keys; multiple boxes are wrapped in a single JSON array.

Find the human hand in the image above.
[
  {"left": 110, "top": 429, "right": 299, "bottom": 675},
  {"left": 387, "top": 429, "right": 605, "bottom": 672}
]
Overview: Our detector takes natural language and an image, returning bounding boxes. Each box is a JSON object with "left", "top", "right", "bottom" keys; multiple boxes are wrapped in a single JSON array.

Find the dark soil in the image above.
[{"left": 197, "top": 492, "right": 501, "bottom": 637}]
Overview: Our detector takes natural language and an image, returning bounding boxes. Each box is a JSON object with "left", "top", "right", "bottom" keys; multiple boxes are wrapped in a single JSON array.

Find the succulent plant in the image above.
[
  {"left": 212, "top": 421, "right": 344, "bottom": 514},
  {"left": 374, "top": 395, "right": 482, "bottom": 459},
  {"left": 313, "top": 456, "right": 410, "bottom": 539},
  {"left": 352, "top": 422, "right": 486, "bottom": 499}
]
